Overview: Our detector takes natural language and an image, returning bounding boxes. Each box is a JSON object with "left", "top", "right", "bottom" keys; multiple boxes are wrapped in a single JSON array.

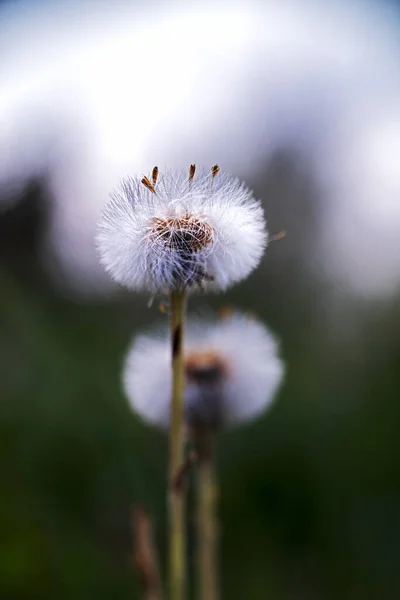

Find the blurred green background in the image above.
[{"left": 1, "top": 155, "right": 400, "bottom": 599}]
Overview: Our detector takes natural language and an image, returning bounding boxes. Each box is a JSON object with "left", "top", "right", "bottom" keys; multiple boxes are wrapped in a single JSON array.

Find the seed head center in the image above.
[
  {"left": 152, "top": 215, "right": 214, "bottom": 252},
  {"left": 185, "top": 351, "right": 228, "bottom": 383}
]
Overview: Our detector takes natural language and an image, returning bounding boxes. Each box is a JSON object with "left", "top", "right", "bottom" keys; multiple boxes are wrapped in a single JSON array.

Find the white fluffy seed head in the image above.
[
  {"left": 123, "top": 311, "right": 285, "bottom": 430},
  {"left": 96, "top": 167, "right": 267, "bottom": 294}
]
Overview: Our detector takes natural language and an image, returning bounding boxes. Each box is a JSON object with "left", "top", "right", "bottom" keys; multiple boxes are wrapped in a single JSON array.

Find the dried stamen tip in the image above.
[
  {"left": 141, "top": 176, "right": 156, "bottom": 193},
  {"left": 211, "top": 164, "right": 220, "bottom": 178},
  {"left": 189, "top": 164, "right": 196, "bottom": 182},
  {"left": 152, "top": 166, "right": 159, "bottom": 186},
  {"left": 269, "top": 230, "right": 287, "bottom": 242},
  {"left": 159, "top": 302, "right": 168, "bottom": 314}
]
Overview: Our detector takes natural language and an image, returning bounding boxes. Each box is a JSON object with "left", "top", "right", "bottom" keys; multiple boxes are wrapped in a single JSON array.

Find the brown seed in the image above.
[
  {"left": 152, "top": 166, "right": 159, "bottom": 186},
  {"left": 211, "top": 164, "right": 220, "bottom": 178},
  {"left": 269, "top": 230, "right": 287, "bottom": 242},
  {"left": 189, "top": 164, "right": 196, "bottom": 182},
  {"left": 141, "top": 176, "right": 155, "bottom": 193}
]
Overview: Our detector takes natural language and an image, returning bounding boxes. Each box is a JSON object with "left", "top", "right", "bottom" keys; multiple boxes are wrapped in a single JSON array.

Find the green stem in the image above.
[
  {"left": 197, "top": 436, "right": 219, "bottom": 600},
  {"left": 169, "top": 289, "right": 187, "bottom": 600}
]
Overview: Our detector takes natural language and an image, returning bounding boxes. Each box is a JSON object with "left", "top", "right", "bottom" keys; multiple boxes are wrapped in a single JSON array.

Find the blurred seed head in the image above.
[{"left": 123, "top": 310, "right": 285, "bottom": 430}]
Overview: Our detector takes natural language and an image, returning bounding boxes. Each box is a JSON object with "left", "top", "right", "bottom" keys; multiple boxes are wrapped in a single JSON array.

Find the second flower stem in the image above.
[
  {"left": 197, "top": 435, "right": 219, "bottom": 600},
  {"left": 169, "top": 289, "right": 187, "bottom": 600}
]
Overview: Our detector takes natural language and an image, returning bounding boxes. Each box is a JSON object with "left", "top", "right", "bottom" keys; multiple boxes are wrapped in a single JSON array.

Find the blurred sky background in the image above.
[{"left": 1, "top": 0, "right": 400, "bottom": 598}]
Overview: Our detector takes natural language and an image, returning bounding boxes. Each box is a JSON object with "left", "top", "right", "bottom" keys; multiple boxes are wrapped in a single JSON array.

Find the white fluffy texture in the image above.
[
  {"left": 1, "top": 0, "right": 400, "bottom": 296},
  {"left": 123, "top": 313, "right": 285, "bottom": 429},
  {"left": 97, "top": 168, "right": 266, "bottom": 293}
]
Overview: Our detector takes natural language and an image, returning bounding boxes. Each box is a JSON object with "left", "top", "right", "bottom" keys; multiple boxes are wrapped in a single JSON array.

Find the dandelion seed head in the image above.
[
  {"left": 123, "top": 311, "right": 285, "bottom": 430},
  {"left": 96, "top": 166, "right": 267, "bottom": 294}
]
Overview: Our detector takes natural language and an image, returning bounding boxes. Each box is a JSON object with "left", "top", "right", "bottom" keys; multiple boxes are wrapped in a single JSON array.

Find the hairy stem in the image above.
[
  {"left": 169, "top": 289, "right": 187, "bottom": 600},
  {"left": 197, "top": 437, "right": 219, "bottom": 600}
]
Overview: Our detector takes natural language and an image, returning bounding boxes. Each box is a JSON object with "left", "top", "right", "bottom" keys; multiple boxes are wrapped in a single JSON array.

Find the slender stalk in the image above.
[
  {"left": 131, "top": 506, "right": 163, "bottom": 600},
  {"left": 169, "top": 289, "right": 188, "bottom": 600},
  {"left": 197, "top": 436, "right": 219, "bottom": 600}
]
